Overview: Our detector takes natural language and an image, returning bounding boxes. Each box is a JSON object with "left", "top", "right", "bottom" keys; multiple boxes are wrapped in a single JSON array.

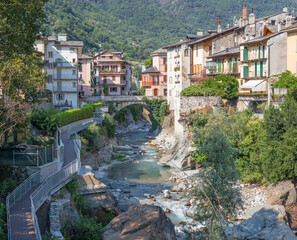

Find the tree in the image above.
[
  {"left": 190, "top": 114, "right": 242, "bottom": 239},
  {"left": 0, "top": 0, "right": 48, "bottom": 57},
  {"left": 273, "top": 71, "right": 297, "bottom": 99},
  {"left": 138, "top": 86, "right": 146, "bottom": 95},
  {"left": 144, "top": 58, "right": 152, "bottom": 68}
]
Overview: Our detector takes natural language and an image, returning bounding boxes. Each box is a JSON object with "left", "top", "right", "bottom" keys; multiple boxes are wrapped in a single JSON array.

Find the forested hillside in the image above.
[{"left": 44, "top": 0, "right": 297, "bottom": 61}]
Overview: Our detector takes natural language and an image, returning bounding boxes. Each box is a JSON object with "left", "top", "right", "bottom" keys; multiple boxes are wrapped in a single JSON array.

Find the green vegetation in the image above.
[
  {"left": 65, "top": 176, "right": 85, "bottom": 213},
  {"left": 273, "top": 71, "right": 297, "bottom": 100},
  {"left": 44, "top": 0, "right": 294, "bottom": 61},
  {"left": 180, "top": 75, "right": 239, "bottom": 100},
  {"left": 144, "top": 58, "right": 153, "bottom": 68},
  {"left": 114, "top": 105, "right": 143, "bottom": 123},
  {"left": 138, "top": 86, "right": 146, "bottom": 96},
  {"left": 30, "top": 103, "right": 102, "bottom": 134},
  {"left": 102, "top": 114, "right": 115, "bottom": 139},
  {"left": 142, "top": 97, "right": 168, "bottom": 129},
  {"left": 190, "top": 100, "right": 297, "bottom": 184}
]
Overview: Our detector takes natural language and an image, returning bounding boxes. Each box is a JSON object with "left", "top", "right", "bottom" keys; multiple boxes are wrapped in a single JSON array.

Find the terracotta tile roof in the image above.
[{"left": 142, "top": 67, "right": 160, "bottom": 73}]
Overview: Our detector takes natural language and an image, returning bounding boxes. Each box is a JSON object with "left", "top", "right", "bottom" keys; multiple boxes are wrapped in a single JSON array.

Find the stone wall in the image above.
[
  {"left": 179, "top": 96, "right": 222, "bottom": 114},
  {"left": 213, "top": 33, "right": 235, "bottom": 54}
]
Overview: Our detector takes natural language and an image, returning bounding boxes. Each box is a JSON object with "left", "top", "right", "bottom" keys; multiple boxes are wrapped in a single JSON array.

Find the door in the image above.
[{"left": 154, "top": 89, "right": 158, "bottom": 96}]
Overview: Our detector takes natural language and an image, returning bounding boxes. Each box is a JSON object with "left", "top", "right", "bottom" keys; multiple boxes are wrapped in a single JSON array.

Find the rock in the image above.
[
  {"left": 164, "top": 208, "right": 171, "bottom": 214},
  {"left": 117, "top": 145, "right": 134, "bottom": 151},
  {"left": 177, "top": 196, "right": 183, "bottom": 200},
  {"left": 244, "top": 204, "right": 288, "bottom": 223},
  {"left": 286, "top": 203, "right": 297, "bottom": 231},
  {"left": 164, "top": 190, "right": 171, "bottom": 199},
  {"left": 103, "top": 204, "right": 176, "bottom": 240},
  {"left": 266, "top": 181, "right": 296, "bottom": 206},
  {"left": 84, "top": 192, "right": 121, "bottom": 223},
  {"left": 77, "top": 175, "right": 107, "bottom": 195},
  {"left": 231, "top": 205, "right": 297, "bottom": 240},
  {"left": 177, "top": 183, "right": 187, "bottom": 191},
  {"left": 186, "top": 206, "right": 197, "bottom": 219},
  {"left": 172, "top": 185, "right": 182, "bottom": 192},
  {"left": 118, "top": 197, "right": 140, "bottom": 212}
]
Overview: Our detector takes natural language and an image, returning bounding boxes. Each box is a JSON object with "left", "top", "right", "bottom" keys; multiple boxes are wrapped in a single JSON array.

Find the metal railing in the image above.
[
  {"left": 53, "top": 86, "right": 77, "bottom": 92},
  {"left": 6, "top": 171, "right": 41, "bottom": 239},
  {"left": 31, "top": 133, "right": 81, "bottom": 240}
]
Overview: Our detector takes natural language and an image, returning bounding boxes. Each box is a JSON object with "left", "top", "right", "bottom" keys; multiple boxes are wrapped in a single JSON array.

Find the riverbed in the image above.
[{"left": 98, "top": 131, "right": 192, "bottom": 226}]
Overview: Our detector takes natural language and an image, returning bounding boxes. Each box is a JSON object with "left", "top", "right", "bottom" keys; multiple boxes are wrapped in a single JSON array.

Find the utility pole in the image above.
[{"left": 267, "top": 42, "right": 274, "bottom": 106}]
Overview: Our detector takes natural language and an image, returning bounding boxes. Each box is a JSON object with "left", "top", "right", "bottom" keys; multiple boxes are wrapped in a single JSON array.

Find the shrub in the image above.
[
  {"left": 138, "top": 86, "right": 146, "bottom": 95},
  {"left": 30, "top": 108, "right": 59, "bottom": 133},
  {"left": 180, "top": 75, "right": 238, "bottom": 100},
  {"left": 102, "top": 114, "right": 115, "bottom": 138}
]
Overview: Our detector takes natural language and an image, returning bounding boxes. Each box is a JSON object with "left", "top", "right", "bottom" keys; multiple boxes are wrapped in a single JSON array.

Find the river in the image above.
[{"left": 101, "top": 131, "right": 191, "bottom": 226}]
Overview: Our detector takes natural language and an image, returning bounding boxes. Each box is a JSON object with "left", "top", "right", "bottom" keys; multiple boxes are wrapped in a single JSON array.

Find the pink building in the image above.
[
  {"left": 142, "top": 48, "right": 167, "bottom": 97},
  {"left": 92, "top": 51, "right": 132, "bottom": 96},
  {"left": 78, "top": 54, "right": 92, "bottom": 99}
]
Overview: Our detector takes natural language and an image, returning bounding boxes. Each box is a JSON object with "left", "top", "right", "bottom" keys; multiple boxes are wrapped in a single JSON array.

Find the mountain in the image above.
[{"left": 44, "top": 0, "right": 297, "bottom": 61}]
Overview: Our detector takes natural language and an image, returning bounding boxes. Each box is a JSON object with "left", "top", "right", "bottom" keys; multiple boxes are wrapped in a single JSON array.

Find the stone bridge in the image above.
[{"left": 85, "top": 95, "right": 166, "bottom": 112}]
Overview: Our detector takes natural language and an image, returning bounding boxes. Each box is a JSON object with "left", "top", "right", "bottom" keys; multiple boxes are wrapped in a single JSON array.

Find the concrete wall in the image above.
[
  {"left": 287, "top": 31, "right": 297, "bottom": 75},
  {"left": 270, "top": 33, "right": 287, "bottom": 76}
]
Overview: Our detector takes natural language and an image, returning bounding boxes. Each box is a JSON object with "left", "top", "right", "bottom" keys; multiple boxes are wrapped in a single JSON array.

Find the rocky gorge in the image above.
[{"left": 44, "top": 113, "right": 297, "bottom": 240}]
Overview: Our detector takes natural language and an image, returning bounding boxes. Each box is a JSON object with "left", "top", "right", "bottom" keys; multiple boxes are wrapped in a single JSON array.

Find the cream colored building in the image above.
[{"left": 283, "top": 23, "right": 297, "bottom": 75}]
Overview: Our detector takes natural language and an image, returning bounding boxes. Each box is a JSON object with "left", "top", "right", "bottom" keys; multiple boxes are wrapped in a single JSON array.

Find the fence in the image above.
[
  {"left": 31, "top": 133, "right": 81, "bottom": 239},
  {"left": 6, "top": 171, "right": 41, "bottom": 239}
]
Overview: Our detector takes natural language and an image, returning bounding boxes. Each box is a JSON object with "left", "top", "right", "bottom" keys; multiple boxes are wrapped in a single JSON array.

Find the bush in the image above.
[
  {"left": 30, "top": 108, "right": 59, "bottom": 133},
  {"left": 102, "top": 114, "right": 115, "bottom": 138},
  {"left": 80, "top": 123, "right": 105, "bottom": 153},
  {"left": 114, "top": 105, "right": 143, "bottom": 123},
  {"left": 273, "top": 71, "right": 297, "bottom": 100},
  {"left": 138, "top": 86, "right": 146, "bottom": 95},
  {"left": 180, "top": 75, "right": 238, "bottom": 100}
]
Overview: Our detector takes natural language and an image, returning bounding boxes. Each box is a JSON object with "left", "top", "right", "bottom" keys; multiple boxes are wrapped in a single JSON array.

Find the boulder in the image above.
[
  {"left": 84, "top": 192, "right": 121, "bottom": 223},
  {"left": 266, "top": 181, "right": 296, "bottom": 206},
  {"left": 77, "top": 175, "right": 107, "bottom": 195},
  {"left": 286, "top": 203, "right": 297, "bottom": 231},
  {"left": 231, "top": 205, "right": 297, "bottom": 240},
  {"left": 117, "top": 145, "right": 134, "bottom": 151},
  {"left": 103, "top": 204, "right": 176, "bottom": 240}
]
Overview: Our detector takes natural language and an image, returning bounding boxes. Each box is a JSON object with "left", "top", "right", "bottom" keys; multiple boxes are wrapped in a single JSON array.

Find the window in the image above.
[
  {"left": 72, "top": 82, "right": 76, "bottom": 88},
  {"left": 122, "top": 66, "right": 126, "bottom": 69},
  {"left": 255, "top": 62, "right": 258, "bottom": 77},
  {"left": 72, "top": 70, "right": 76, "bottom": 75},
  {"left": 184, "top": 49, "right": 189, "bottom": 57},
  {"left": 169, "top": 76, "right": 172, "bottom": 84},
  {"left": 169, "top": 89, "right": 172, "bottom": 96},
  {"left": 57, "top": 47, "right": 62, "bottom": 52},
  {"left": 81, "top": 86, "right": 83, "bottom": 90},
  {"left": 94, "top": 89, "right": 97, "bottom": 94},
  {"left": 48, "top": 51, "right": 53, "bottom": 58},
  {"left": 154, "top": 76, "right": 158, "bottom": 85},
  {"left": 164, "top": 89, "right": 167, "bottom": 96},
  {"left": 70, "top": 48, "right": 75, "bottom": 52},
  {"left": 49, "top": 63, "right": 53, "bottom": 68},
  {"left": 56, "top": 93, "right": 64, "bottom": 100},
  {"left": 110, "top": 87, "right": 117, "bottom": 92},
  {"left": 72, "top": 58, "right": 76, "bottom": 63},
  {"left": 102, "top": 56, "right": 105, "bottom": 59},
  {"left": 271, "top": 20, "right": 276, "bottom": 25},
  {"left": 109, "top": 56, "right": 113, "bottom": 59},
  {"left": 47, "top": 75, "right": 53, "bottom": 83}
]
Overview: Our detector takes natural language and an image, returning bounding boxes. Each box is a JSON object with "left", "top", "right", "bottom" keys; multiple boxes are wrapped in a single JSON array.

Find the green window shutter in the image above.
[
  {"left": 229, "top": 58, "right": 232, "bottom": 72},
  {"left": 262, "top": 46, "right": 265, "bottom": 58},
  {"left": 255, "top": 62, "right": 257, "bottom": 77},
  {"left": 243, "top": 47, "right": 248, "bottom": 61},
  {"left": 235, "top": 57, "right": 238, "bottom": 62},
  {"left": 258, "top": 46, "right": 261, "bottom": 59},
  {"left": 243, "top": 66, "right": 249, "bottom": 78},
  {"left": 260, "top": 61, "right": 263, "bottom": 77},
  {"left": 218, "top": 59, "right": 221, "bottom": 72},
  {"left": 222, "top": 59, "right": 224, "bottom": 72}
]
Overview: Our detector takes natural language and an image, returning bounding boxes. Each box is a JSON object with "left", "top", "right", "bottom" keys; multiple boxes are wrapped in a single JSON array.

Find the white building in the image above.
[{"left": 35, "top": 34, "right": 83, "bottom": 110}]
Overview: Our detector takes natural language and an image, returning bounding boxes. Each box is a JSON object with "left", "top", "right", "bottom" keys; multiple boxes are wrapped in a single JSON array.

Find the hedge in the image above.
[{"left": 53, "top": 102, "right": 102, "bottom": 127}]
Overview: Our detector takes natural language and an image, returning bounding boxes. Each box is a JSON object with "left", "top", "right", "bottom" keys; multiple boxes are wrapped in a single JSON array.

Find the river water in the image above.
[{"left": 103, "top": 131, "right": 191, "bottom": 225}]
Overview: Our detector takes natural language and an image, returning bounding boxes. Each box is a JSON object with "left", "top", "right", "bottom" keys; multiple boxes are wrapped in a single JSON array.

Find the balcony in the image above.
[
  {"left": 54, "top": 62, "right": 77, "bottom": 68},
  {"left": 241, "top": 57, "right": 267, "bottom": 64},
  {"left": 100, "top": 69, "right": 126, "bottom": 74},
  {"left": 53, "top": 75, "right": 77, "bottom": 81},
  {"left": 54, "top": 100, "right": 73, "bottom": 108},
  {"left": 53, "top": 86, "right": 77, "bottom": 92}
]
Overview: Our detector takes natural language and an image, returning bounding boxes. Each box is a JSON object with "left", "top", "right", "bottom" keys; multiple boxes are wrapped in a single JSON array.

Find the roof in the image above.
[
  {"left": 163, "top": 40, "right": 188, "bottom": 49},
  {"left": 142, "top": 67, "right": 160, "bottom": 74},
  {"left": 208, "top": 46, "right": 240, "bottom": 58},
  {"left": 151, "top": 48, "right": 167, "bottom": 55},
  {"left": 282, "top": 22, "right": 297, "bottom": 32},
  {"left": 240, "top": 32, "right": 283, "bottom": 45},
  {"left": 79, "top": 54, "right": 92, "bottom": 59},
  {"left": 54, "top": 41, "right": 84, "bottom": 47},
  {"left": 188, "top": 26, "right": 238, "bottom": 46},
  {"left": 240, "top": 80, "right": 266, "bottom": 89}
]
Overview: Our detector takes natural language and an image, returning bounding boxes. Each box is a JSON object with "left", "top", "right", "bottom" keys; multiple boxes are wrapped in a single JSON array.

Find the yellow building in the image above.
[{"left": 283, "top": 23, "right": 297, "bottom": 75}]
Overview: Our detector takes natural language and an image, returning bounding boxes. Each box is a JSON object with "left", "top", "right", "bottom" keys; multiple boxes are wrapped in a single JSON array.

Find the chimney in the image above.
[
  {"left": 197, "top": 29, "right": 204, "bottom": 37},
  {"left": 217, "top": 16, "right": 222, "bottom": 33},
  {"left": 58, "top": 33, "right": 67, "bottom": 41},
  {"left": 243, "top": 4, "right": 247, "bottom": 19},
  {"left": 249, "top": 8, "right": 255, "bottom": 24},
  {"left": 283, "top": 6, "right": 288, "bottom": 13}
]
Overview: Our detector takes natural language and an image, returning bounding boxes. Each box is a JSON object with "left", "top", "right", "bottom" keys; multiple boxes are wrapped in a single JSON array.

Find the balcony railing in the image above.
[
  {"left": 100, "top": 69, "right": 126, "bottom": 74},
  {"left": 53, "top": 75, "right": 77, "bottom": 81},
  {"left": 53, "top": 86, "right": 77, "bottom": 92},
  {"left": 54, "top": 62, "right": 77, "bottom": 68}
]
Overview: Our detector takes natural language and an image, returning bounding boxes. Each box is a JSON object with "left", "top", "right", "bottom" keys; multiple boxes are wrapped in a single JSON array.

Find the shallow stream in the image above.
[{"left": 104, "top": 131, "right": 190, "bottom": 225}]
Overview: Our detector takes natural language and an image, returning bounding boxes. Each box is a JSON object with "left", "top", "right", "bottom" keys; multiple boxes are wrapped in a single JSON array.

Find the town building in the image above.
[
  {"left": 141, "top": 48, "right": 167, "bottom": 98},
  {"left": 92, "top": 51, "right": 132, "bottom": 96},
  {"left": 34, "top": 34, "right": 83, "bottom": 110},
  {"left": 282, "top": 23, "right": 297, "bottom": 75},
  {"left": 78, "top": 54, "right": 93, "bottom": 100}
]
